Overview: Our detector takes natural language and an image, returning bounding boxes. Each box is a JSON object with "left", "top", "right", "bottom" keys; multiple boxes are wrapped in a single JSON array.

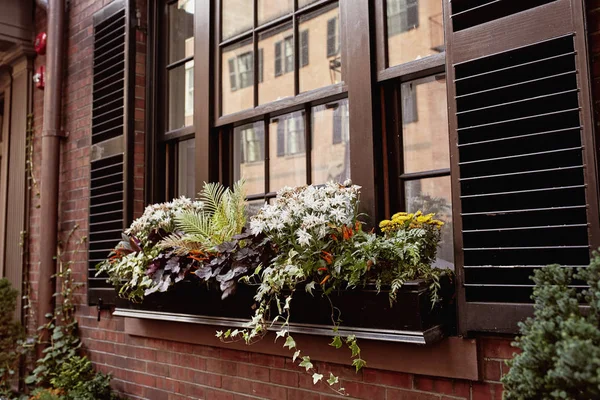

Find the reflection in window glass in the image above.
[
  {"left": 246, "top": 199, "right": 266, "bottom": 218},
  {"left": 222, "top": 0, "right": 253, "bottom": 40},
  {"left": 168, "top": 0, "right": 194, "bottom": 63},
  {"left": 405, "top": 176, "right": 454, "bottom": 268},
  {"left": 299, "top": 3, "right": 342, "bottom": 92},
  {"left": 258, "top": 23, "right": 294, "bottom": 105},
  {"left": 169, "top": 61, "right": 195, "bottom": 130},
  {"left": 258, "top": 0, "right": 293, "bottom": 25},
  {"left": 269, "top": 111, "right": 306, "bottom": 192},
  {"left": 222, "top": 40, "right": 254, "bottom": 115},
  {"left": 178, "top": 139, "right": 196, "bottom": 198},
  {"left": 311, "top": 99, "right": 350, "bottom": 185},
  {"left": 298, "top": 0, "right": 320, "bottom": 8},
  {"left": 234, "top": 122, "right": 266, "bottom": 195},
  {"left": 401, "top": 75, "right": 449, "bottom": 174},
  {"left": 387, "top": 0, "right": 444, "bottom": 67}
]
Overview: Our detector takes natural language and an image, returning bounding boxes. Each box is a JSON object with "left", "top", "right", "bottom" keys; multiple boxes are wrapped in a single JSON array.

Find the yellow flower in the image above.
[
  {"left": 379, "top": 220, "right": 391, "bottom": 228},
  {"left": 392, "top": 212, "right": 408, "bottom": 219}
]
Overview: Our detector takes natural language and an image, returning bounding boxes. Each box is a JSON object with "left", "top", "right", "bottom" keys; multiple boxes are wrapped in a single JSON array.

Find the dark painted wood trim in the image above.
[
  {"left": 374, "top": 0, "right": 387, "bottom": 72},
  {"left": 342, "top": 0, "right": 379, "bottom": 225},
  {"left": 377, "top": 53, "right": 445, "bottom": 83},
  {"left": 124, "top": 317, "right": 480, "bottom": 381},
  {"left": 194, "top": 0, "right": 213, "bottom": 192}
]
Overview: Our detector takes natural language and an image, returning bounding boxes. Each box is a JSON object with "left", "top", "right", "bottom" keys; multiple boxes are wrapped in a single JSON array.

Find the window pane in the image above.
[
  {"left": 178, "top": 139, "right": 196, "bottom": 198},
  {"left": 258, "top": 23, "right": 294, "bottom": 105},
  {"left": 168, "top": 0, "right": 194, "bottom": 63},
  {"left": 299, "top": 3, "right": 342, "bottom": 92},
  {"left": 258, "top": 0, "right": 293, "bottom": 25},
  {"left": 311, "top": 99, "right": 350, "bottom": 184},
  {"left": 401, "top": 75, "right": 449, "bottom": 173},
  {"left": 269, "top": 111, "right": 306, "bottom": 192},
  {"left": 168, "top": 61, "right": 194, "bottom": 130},
  {"left": 298, "top": 0, "right": 320, "bottom": 8},
  {"left": 221, "top": 40, "right": 254, "bottom": 115},
  {"left": 405, "top": 176, "right": 454, "bottom": 269},
  {"left": 387, "top": 0, "right": 444, "bottom": 67},
  {"left": 234, "top": 121, "right": 266, "bottom": 195},
  {"left": 222, "top": 0, "right": 253, "bottom": 40},
  {"left": 246, "top": 199, "right": 266, "bottom": 218}
]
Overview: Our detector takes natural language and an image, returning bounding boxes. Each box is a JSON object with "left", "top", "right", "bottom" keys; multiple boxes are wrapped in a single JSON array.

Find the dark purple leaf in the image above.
[{"left": 194, "top": 266, "right": 213, "bottom": 280}]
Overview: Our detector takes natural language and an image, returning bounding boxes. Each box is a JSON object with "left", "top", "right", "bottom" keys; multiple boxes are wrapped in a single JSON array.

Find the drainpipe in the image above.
[{"left": 38, "top": 0, "right": 65, "bottom": 356}]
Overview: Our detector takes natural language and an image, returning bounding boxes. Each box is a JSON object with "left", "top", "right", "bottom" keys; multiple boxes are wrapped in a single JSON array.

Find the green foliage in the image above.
[
  {"left": 502, "top": 254, "right": 600, "bottom": 400},
  {"left": 49, "top": 356, "right": 116, "bottom": 400},
  {"left": 160, "top": 180, "right": 247, "bottom": 254},
  {"left": 0, "top": 278, "right": 25, "bottom": 397}
]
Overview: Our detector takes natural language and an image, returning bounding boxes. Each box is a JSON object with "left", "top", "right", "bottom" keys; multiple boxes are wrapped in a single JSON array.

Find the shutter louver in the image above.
[
  {"left": 88, "top": 0, "right": 134, "bottom": 306},
  {"left": 300, "top": 30, "right": 309, "bottom": 67},
  {"left": 445, "top": 0, "right": 600, "bottom": 333},
  {"left": 332, "top": 106, "right": 342, "bottom": 144},
  {"left": 274, "top": 42, "right": 282, "bottom": 77},
  {"left": 451, "top": 0, "right": 556, "bottom": 31},
  {"left": 277, "top": 117, "right": 285, "bottom": 156},
  {"left": 326, "top": 18, "right": 337, "bottom": 57}
]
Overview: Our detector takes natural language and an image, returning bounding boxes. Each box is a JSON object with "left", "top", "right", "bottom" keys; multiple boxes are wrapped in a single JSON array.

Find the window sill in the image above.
[{"left": 119, "top": 314, "right": 478, "bottom": 381}]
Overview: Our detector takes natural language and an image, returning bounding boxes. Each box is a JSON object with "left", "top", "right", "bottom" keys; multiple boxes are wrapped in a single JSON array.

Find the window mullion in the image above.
[{"left": 305, "top": 105, "right": 312, "bottom": 185}]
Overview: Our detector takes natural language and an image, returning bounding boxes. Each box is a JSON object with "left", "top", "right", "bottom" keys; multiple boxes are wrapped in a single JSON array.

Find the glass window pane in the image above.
[
  {"left": 246, "top": 199, "right": 266, "bottom": 218},
  {"left": 299, "top": 3, "right": 342, "bottom": 93},
  {"left": 401, "top": 75, "right": 449, "bottom": 173},
  {"left": 311, "top": 99, "right": 350, "bottom": 184},
  {"left": 298, "top": 0, "right": 320, "bottom": 8},
  {"left": 222, "top": 40, "right": 254, "bottom": 115},
  {"left": 178, "top": 139, "right": 196, "bottom": 198},
  {"left": 269, "top": 111, "right": 306, "bottom": 192},
  {"left": 234, "top": 121, "right": 266, "bottom": 195},
  {"left": 387, "top": 0, "right": 444, "bottom": 67},
  {"left": 405, "top": 176, "right": 454, "bottom": 269},
  {"left": 258, "top": 22, "right": 294, "bottom": 105},
  {"left": 168, "top": 0, "right": 194, "bottom": 63},
  {"left": 222, "top": 0, "right": 253, "bottom": 40},
  {"left": 258, "top": 0, "right": 293, "bottom": 25},
  {"left": 168, "top": 61, "right": 194, "bottom": 130}
]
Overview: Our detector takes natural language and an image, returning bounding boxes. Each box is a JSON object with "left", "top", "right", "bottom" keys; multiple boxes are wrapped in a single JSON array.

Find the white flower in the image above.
[{"left": 296, "top": 228, "right": 312, "bottom": 247}]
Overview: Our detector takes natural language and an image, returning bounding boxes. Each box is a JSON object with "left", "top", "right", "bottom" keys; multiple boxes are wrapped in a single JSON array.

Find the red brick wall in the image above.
[{"left": 23, "top": 1, "right": 600, "bottom": 399}]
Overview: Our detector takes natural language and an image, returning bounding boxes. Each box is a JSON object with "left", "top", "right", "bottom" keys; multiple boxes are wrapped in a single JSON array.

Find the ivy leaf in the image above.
[
  {"left": 299, "top": 356, "right": 313, "bottom": 371},
  {"left": 330, "top": 336, "right": 343, "bottom": 349},
  {"left": 231, "top": 329, "right": 239, "bottom": 337},
  {"left": 224, "top": 329, "right": 232, "bottom": 338},
  {"left": 275, "top": 329, "right": 288, "bottom": 341},
  {"left": 312, "top": 373, "right": 324, "bottom": 384},
  {"left": 352, "top": 358, "right": 366, "bottom": 372},
  {"left": 284, "top": 336, "right": 296, "bottom": 350},
  {"left": 349, "top": 341, "right": 360, "bottom": 357},
  {"left": 327, "top": 373, "right": 339, "bottom": 386},
  {"left": 305, "top": 281, "right": 316, "bottom": 296},
  {"left": 293, "top": 350, "right": 301, "bottom": 362}
]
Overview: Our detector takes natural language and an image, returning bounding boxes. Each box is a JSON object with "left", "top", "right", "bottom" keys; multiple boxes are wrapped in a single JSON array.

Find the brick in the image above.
[
  {"left": 472, "top": 382, "right": 504, "bottom": 400},
  {"left": 483, "top": 360, "right": 502, "bottom": 382},
  {"left": 480, "top": 337, "right": 517, "bottom": 360},
  {"left": 288, "top": 388, "right": 321, "bottom": 400},
  {"left": 340, "top": 380, "right": 386, "bottom": 399},
  {"left": 237, "top": 363, "right": 270, "bottom": 382},
  {"left": 270, "top": 368, "right": 299, "bottom": 387},
  {"left": 387, "top": 388, "right": 441, "bottom": 400},
  {"left": 250, "top": 352, "right": 285, "bottom": 368},
  {"left": 205, "top": 389, "right": 234, "bottom": 400},
  {"left": 206, "top": 358, "right": 237, "bottom": 375},
  {"left": 363, "top": 369, "right": 412, "bottom": 388}
]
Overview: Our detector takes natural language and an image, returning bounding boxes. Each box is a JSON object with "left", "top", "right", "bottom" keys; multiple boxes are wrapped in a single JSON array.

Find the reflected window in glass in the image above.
[
  {"left": 222, "top": 0, "right": 253, "bottom": 40},
  {"left": 387, "top": 0, "right": 444, "bottom": 67},
  {"left": 270, "top": 111, "right": 306, "bottom": 192},
  {"left": 234, "top": 122, "right": 266, "bottom": 195},
  {"left": 178, "top": 139, "right": 196, "bottom": 198}
]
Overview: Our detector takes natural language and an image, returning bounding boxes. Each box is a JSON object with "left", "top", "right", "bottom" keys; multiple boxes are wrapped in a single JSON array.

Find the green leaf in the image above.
[
  {"left": 215, "top": 330, "right": 223, "bottom": 338},
  {"left": 305, "top": 281, "right": 316, "bottom": 296},
  {"left": 312, "top": 373, "right": 324, "bottom": 384},
  {"left": 327, "top": 373, "right": 339, "bottom": 386},
  {"left": 352, "top": 358, "right": 366, "bottom": 372},
  {"left": 283, "top": 335, "right": 296, "bottom": 350},
  {"left": 349, "top": 341, "right": 360, "bottom": 357},
  {"left": 329, "top": 336, "right": 343, "bottom": 349},
  {"left": 292, "top": 350, "right": 301, "bottom": 362},
  {"left": 299, "top": 356, "right": 313, "bottom": 371}
]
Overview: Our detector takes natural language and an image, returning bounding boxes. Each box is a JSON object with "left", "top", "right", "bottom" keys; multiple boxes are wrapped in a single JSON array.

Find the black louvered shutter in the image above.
[
  {"left": 402, "top": 82, "right": 418, "bottom": 124},
  {"left": 300, "top": 30, "right": 309, "bottom": 67},
  {"left": 258, "top": 48, "right": 264, "bottom": 83},
  {"left": 326, "top": 18, "right": 337, "bottom": 57},
  {"left": 274, "top": 42, "right": 282, "bottom": 77},
  {"left": 88, "top": 0, "right": 135, "bottom": 306},
  {"left": 239, "top": 130, "right": 246, "bottom": 164},
  {"left": 277, "top": 117, "right": 285, "bottom": 156},
  {"left": 445, "top": 0, "right": 600, "bottom": 334}
]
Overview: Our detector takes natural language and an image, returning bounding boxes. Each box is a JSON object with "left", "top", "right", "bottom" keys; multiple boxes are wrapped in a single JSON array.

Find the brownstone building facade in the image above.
[{"left": 1, "top": 0, "right": 600, "bottom": 399}]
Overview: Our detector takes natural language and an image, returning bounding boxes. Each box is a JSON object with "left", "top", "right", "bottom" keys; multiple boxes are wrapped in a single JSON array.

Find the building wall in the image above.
[{"left": 22, "top": 1, "right": 600, "bottom": 399}]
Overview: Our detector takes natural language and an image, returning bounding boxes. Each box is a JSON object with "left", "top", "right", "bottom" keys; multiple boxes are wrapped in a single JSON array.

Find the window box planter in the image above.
[{"left": 114, "top": 274, "right": 455, "bottom": 345}]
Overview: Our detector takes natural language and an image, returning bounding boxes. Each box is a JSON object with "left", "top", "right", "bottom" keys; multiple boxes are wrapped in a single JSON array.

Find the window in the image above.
[
  {"left": 240, "top": 126, "right": 264, "bottom": 163},
  {"left": 277, "top": 113, "right": 306, "bottom": 156},
  {"left": 185, "top": 63, "right": 194, "bottom": 117},
  {"left": 387, "top": 0, "right": 419, "bottom": 36},
  {"left": 222, "top": 2, "right": 341, "bottom": 115},
  {"left": 383, "top": 0, "right": 443, "bottom": 68}
]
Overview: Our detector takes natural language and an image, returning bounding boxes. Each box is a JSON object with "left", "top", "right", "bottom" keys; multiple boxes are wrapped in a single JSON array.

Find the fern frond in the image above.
[
  {"left": 175, "top": 211, "right": 212, "bottom": 240},
  {"left": 158, "top": 232, "right": 204, "bottom": 255},
  {"left": 200, "top": 182, "right": 226, "bottom": 216}
]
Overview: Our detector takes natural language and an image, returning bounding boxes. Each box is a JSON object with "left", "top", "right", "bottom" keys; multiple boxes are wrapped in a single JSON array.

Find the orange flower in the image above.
[
  {"left": 355, "top": 221, "right": 361, "bottom": 232},
  {"left": 367, "top": 260, "right": 373, "bottom": 271},
  {"left": 318, "top": 267, "right": 328, "bottom": 272},
  {"left": 331, "top": 233, "right": 338, "bottom": 241},
  {"left": 320, "top": 275, "right": 331, "bottom": 286},
  {"left": 321, "top": 251, "right": 334, "bottom": 265},
  {"left": 342, "top": 225, "right": 354, "bottom": 240}
]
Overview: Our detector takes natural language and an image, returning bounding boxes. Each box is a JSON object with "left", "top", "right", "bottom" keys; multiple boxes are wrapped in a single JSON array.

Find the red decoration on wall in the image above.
[
  {"left": 34, "top": 32, "right": 47, "bottom": 55},
  {"left": 33, "top": 65, "right": 45, "bottom": 90}
]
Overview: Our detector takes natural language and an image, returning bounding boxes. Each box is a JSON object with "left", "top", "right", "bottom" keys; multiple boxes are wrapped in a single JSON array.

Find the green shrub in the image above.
[
  {"left": 0, "top": 278, "right": 25, "bottom": 397},
  {"left": 502, "top": 254, "right": 600, "bottom": 399},
  {"left": 49, "top": 356, "right": 116, "bottom": 400}
]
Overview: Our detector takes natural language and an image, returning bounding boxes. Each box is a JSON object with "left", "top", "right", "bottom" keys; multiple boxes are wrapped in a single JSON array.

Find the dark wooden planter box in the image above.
[{"left": 115, "top": 276, "right": 455, "bottom": 344}]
